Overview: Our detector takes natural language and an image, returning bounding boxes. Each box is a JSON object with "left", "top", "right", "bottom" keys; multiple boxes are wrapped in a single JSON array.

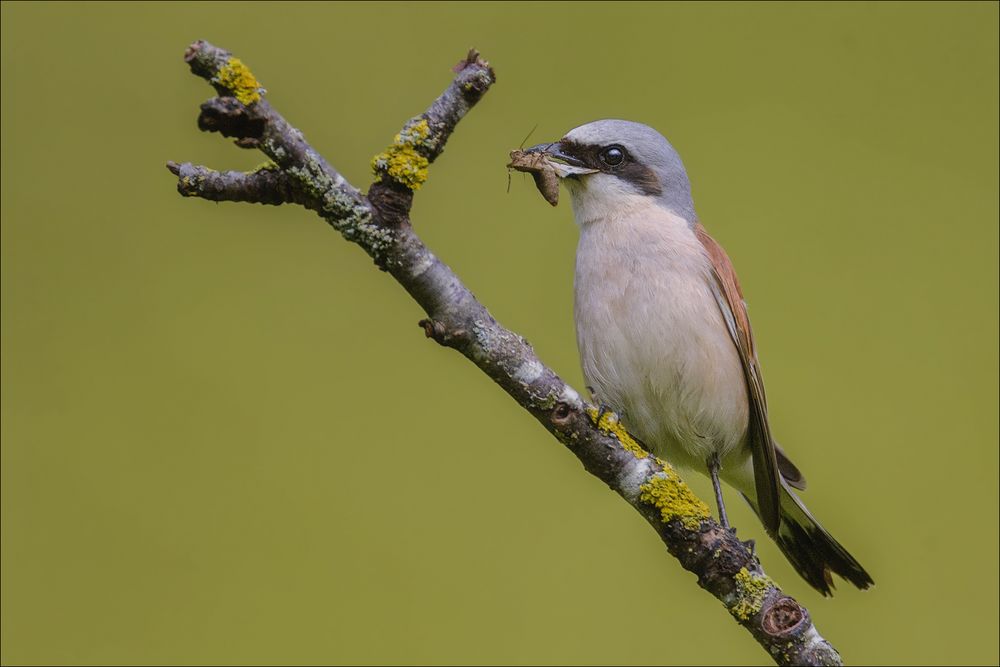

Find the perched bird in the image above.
[{"left": 524, "top": 120, "right": 873, "bottom": 595}]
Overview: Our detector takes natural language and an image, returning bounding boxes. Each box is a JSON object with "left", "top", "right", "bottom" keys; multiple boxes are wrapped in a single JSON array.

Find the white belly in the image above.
[{"left": 573, "top": 202, "right": 750, "bottom": 471}]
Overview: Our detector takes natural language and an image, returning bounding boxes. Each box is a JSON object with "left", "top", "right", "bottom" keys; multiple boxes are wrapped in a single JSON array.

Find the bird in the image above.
[{"left": 523, "top": 119, "right": 873, "bottom": 595}]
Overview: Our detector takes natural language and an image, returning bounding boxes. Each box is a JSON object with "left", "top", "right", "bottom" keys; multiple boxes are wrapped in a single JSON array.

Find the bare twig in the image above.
[
  {"left": 167, "top": 40, "right": 845, "bottom": 666},
  {"left": 166, "top": 161, "right": 308, "bottom": 206}
]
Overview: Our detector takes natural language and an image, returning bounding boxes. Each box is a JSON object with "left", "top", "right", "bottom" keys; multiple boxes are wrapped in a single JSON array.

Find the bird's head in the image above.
[{"left": 525, "top": 119, "right": 696, "bottom": 225}]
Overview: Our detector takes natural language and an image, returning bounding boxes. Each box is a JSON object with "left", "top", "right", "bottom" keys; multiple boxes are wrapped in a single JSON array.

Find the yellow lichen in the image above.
[
  {"left": 215, "top": 57, "right": 262, "bottom": 105},
  {"left": 396, "top": 118, "right": 431, "bottom": 146},
  {"left": 371, "top": 119, "right": 432, "bottom": 190},
  {"left": 639, "top": 469, "right": 710, "bottom": 530},
  {"left": 247, "top": 160, "right": 278, "bottom": 174},
  {"left": 586, "top": 407, "right": 647, "bottom": 459},
  {"left": 371, "top": 145, "right": 429, "bottom": 189},
  {"left": 730, "top": 567, "right": 774, "bottom": 621}
]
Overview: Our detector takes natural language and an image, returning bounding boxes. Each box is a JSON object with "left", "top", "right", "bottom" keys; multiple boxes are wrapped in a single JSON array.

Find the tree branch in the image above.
[
  {"left": 167, "top": 40, "right": 845, "bottom": 666},
  {"left": 166, "top": 161, "right": 310, "bottom": 206}
]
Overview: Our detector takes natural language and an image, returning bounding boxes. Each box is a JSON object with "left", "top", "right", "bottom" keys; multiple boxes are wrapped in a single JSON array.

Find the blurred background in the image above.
[{"left": 2, "top": 2, "right": 997, "bottom": 665}]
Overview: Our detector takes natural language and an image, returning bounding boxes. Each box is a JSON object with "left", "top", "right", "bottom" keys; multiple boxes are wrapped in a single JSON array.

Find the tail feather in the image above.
[
  {"left": 773, "top": 482, "right": 874, "bottom": 595},
  {"left": 744, "top": 482, "right": 874, "bottom": 596}
]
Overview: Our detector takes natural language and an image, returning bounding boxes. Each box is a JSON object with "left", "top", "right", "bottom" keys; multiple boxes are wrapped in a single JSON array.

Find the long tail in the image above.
[{"left": 766, "top": 481, "right": 874, "bottom": 596}]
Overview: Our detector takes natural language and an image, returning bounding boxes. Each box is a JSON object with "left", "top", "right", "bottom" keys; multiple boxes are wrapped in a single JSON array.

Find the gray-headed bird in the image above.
[{"left": 524, "top": 120, "right": 873, "bottom": 595}]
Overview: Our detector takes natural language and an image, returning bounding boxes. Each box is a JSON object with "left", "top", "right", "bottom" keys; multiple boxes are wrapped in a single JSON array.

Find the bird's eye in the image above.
[{"left": 600, "top": 146, "right": 625, "bottom": 166}]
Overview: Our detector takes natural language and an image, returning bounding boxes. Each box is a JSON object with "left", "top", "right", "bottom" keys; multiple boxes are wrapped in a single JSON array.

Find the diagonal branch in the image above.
[{"left": 167, "top": 40, "right": 846, "bottom": 667}]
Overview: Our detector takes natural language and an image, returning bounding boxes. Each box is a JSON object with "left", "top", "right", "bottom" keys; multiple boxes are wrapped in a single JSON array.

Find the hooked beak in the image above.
[
  {"left": 524, "top": 141, "right": 598, "bottom": 177},
  {"left": 524, "top": 141, "right": 585, "bottom": 167}
]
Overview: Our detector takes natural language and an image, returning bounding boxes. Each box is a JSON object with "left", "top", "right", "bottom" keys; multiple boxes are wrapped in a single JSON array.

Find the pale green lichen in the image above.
[
  {"left": 286, "top": 154, "right": 341, "bottom": 209},
  {"left": 215, "top": 57, "right": 263, "bottom": 105},
  {"left": 639, "top": 467, "right": 710, "bottom": 530},
  {"left": 586, "top": 407, "right": 648, "bottom": 459},
  {"left": 371, "top": 118, "right": 432, "bottom": 189},
  {"left": 264, "top": 142, "right": 287, "bottom": 162},
  {"left": 285, "top": 154, "right": 377, "bottom": 256},
  {"left": 354, "top": 218, "right": 395, "bottom": 258},
  {"left": 730, "top": 567, "right": 774, "bottom": 621},
  {"left": 286, "top": 165, "right": 325, "bottom": 200},
  {"left": 536, "top": 393, "right": 558, "bottom": 411}
]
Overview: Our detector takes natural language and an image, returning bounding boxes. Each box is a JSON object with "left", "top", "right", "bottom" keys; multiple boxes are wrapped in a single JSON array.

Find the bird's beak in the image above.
[
  {"left": 524, "top": 141, "right": 598, "bottom": 177},
  {"left": 524, "top": 141, "right": 585, "bottom": 167}
]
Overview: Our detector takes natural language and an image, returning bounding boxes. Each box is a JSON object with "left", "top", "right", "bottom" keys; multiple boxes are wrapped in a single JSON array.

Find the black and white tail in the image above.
[{"left": 769, "top": 481, "right": 874, "bottom": 596}]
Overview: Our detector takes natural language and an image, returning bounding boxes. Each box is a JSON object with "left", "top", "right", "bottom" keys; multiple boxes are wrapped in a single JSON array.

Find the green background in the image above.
[{"left": 2, "top": 2, "right": 997, "bottom": 665}]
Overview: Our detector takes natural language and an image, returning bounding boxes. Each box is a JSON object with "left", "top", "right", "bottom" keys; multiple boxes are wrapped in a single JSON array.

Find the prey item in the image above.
[{"left": 508, "top": 149, "right": 597, "bottom": 206}]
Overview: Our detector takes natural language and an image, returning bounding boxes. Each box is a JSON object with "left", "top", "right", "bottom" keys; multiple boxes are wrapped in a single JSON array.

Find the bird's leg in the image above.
[
  {"left": 708, "top": 453, "right": 730, "bottom": 529},
  {"left": 587, "top": 386, "right": 619, "bottom": 425}
]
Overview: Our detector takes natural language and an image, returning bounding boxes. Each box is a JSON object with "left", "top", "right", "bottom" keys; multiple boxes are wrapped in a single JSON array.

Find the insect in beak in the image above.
[{"left": 508, "top": 141, "right": 597, "bottom": 206}]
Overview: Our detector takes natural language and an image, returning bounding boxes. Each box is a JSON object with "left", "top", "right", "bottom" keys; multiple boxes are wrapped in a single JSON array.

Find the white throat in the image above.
[{"left": 564, "top": 174, "right": 661, "bottom": 228}]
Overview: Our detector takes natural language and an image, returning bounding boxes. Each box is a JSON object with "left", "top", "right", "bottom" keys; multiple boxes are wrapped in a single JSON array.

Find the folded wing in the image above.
[{"left": 695, "top": 223, "right": 781, "bottom": 535}]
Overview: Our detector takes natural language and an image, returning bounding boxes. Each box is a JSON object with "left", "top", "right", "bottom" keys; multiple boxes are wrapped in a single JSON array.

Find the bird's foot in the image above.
[
  {"left": 586, "top": 387, "right": 624, "bottom": 428},
  {"left": 594, "top": 404, "right": 623, "bottom": 430}
]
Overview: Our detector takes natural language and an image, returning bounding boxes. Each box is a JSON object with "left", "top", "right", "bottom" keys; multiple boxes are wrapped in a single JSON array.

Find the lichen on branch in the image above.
[
  {"left": 371, "top": 118, "right": 432, "bottom": 190},
  {"left": 731, "top": 567, "right": 776, "bottom": 621},
  {"left": 214, "top": 57, "right": 264, "bottom": 105},
  {"left": 639, "top": 471, "right": 711, "bottom": 530},
  {"left": 587, "top": 406, "right": 649, "bottom": 459}
]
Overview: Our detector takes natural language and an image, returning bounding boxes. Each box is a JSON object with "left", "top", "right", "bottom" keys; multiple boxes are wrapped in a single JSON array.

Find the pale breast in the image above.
[{"left": 573, "top": 204, "right": 750, "bottom": 469}]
